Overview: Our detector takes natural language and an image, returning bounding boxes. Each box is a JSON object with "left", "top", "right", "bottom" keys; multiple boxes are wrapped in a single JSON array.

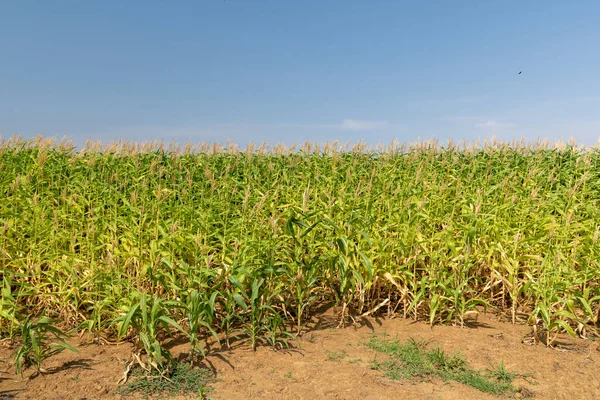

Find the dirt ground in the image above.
[{"left": 1, "top": 310, "right": 600, "bottom": 400}]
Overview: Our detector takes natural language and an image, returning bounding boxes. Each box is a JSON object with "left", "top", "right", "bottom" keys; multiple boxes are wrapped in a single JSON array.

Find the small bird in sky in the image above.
[{"left": 518, "top": 71, "right": 522, "bottom": 74}]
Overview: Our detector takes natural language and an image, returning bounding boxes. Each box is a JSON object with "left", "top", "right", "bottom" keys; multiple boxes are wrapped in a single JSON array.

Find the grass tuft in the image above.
[
  {"left": 115, "top": 362, "right": 215, "bottom": 399},
  {"left": 325, "top": 349, "right": 348, "bottom": 362},
  {"left": 368, "top": 335, "right": 518, "bottom": 396}
]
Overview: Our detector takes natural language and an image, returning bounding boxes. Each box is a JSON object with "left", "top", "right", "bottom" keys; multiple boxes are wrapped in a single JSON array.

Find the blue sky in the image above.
[{"left": 1, "top": 1, "right": 599, "bottom": 147}]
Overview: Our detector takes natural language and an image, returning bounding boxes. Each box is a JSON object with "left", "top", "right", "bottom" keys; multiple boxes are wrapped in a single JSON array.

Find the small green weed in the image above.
[
  {"left": 367, "top": 335, "right": 518, "bottom": 396},
  {"left": 487, "top": 360, "right": 517, "bottom": 384},
  {"left": 325, "top": 349, "right": 348, "bottom": 362},
  {"left": 115, "top": 362, "right": 215, "bottom": 399}
]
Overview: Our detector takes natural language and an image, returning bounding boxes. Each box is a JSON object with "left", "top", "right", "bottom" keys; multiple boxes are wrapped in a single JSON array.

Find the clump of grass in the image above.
[
  {"left": 486, "top": 360, "right": 517, "bottom": 384},
  {"left": 368, "top": 335, "right": 518, "bottom": 396},
  {"left": 325, "top": 349, "right": 348, "bottom": 362},
  {"left": 115, "top": 362, "right": 215, "bottom": 399}
]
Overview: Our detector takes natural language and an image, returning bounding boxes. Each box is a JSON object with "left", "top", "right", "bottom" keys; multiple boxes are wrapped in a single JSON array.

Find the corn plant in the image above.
[
  {"left": 229, "top": 276, "right": 294, "bottom": 350},
  {"left": 280, "top": 211, "right": 324, "bottom": 333},
  {"left": 14, "top": 314, "right": 78, "bottom": 378},
  {"left": 1, "top": 136, "right": 600, "bottom": 355},
  {"left": 115, "top": 292, "right": 184, "bottom": 373},
  {"left": 0, "top": 278, "right": 22, "bottom": 339},
  {"left": 184, "top": 289, "right": 219, "bottom": 362}
]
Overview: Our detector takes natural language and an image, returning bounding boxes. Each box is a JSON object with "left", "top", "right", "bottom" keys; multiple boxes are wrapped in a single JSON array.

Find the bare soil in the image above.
[{"left": 1, "top": 311, "right": 599, "bottom": 400}]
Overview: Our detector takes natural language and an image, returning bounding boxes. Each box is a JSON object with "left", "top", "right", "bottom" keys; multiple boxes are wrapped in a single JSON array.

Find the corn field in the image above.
[{"left": 1, "top": 136, "right": 600, "bottom": 364}]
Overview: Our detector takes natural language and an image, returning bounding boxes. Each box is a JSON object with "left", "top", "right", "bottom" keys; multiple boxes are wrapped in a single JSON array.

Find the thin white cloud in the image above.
[
  {"left": 440, "top": 115, "right": 485, "bottom": 123},
  {"left": 476, "top": 120, "right": 516, "bottom": 129},
  {"left": 443, "top": 116, "right": 516, "bottom": 130},
  {"left": 339, "top": 119, "right": 391, "bottom": 131}
]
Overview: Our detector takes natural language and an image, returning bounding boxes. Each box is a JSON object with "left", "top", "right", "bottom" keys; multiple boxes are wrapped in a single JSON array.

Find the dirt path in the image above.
[{"left": 1, "top": 312, "right": 599, "bottom": 399}]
